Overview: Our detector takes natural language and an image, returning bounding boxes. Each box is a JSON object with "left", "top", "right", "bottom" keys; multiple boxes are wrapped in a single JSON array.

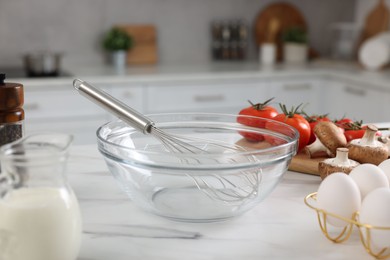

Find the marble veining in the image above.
[
  {"left": 68, "top": 145, "right": 373, "bottom": 260},
  {"left": 84, "top": 224, "right": 202, "bottom": 240}
]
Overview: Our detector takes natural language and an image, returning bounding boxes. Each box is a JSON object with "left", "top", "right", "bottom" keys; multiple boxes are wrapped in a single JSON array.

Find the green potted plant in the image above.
[
  {"left": 282, "top": 26, "right": 308, "bottom": 63},
  {"left": 103, "top": 27, "right": 133, "bottom": 69}
]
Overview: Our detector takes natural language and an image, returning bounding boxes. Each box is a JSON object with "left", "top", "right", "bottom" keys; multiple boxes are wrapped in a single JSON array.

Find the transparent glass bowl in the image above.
[{"left": 97, "top": 113, "right": 299, "bottom": 222}]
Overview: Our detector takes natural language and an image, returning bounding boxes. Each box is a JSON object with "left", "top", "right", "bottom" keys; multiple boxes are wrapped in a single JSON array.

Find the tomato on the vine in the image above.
[
  {"left": 266, "top": 104, "right": 311, "bottom": 152},
  {"left": 334, "top": 117, "right": 354, "bottom": 129},
  {"left": 344, "top": 129, "right": 366, "bottom": 142},
  {"left": 237, "top": 98, "right": 278, "bottom": 125},
  {"left": 237, "top": 98, "right": 278, "bottom": 141},
  {"left": 343, "top": 121, "right": 382, "bottom": 142}
]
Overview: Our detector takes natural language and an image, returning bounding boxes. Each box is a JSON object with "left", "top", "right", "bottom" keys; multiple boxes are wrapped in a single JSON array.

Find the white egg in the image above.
[
  {"left": 378, "top": 159, "right": 390, "bottom": 185},
  {"left": 359, "top": 188, "right": 390, "bottom": 250},
  {"left": 349, "top": 164, "right": 389, "bottom": 200},
  {"left": 317, "top": 172, "right": 361, "bottom": 227}
]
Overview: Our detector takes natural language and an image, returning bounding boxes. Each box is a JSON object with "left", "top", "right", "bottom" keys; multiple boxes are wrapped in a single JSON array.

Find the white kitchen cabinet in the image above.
[
  {"left": 23, "top": 84, "right": 109, "bottom": 145},
  {"left": 25, "top": 117, "right": 107, "bottom": 145},
  {"left": 268, "top": 78, "right": 323, "bottom": 115},
  {"left": 322, "top": 80, "right": 387, "bottom": 123},
  {"left": 24, "top": 86, "right": 105, "bottom": 120},
  {"left": 108, "top": 84, "right": 145, "bottom": 113},
  {"left": 18, "top": 68, "right": 390, "bottom": 145},
  {"left": 146, "top": 78, "right": 272, "bottom": 114}
]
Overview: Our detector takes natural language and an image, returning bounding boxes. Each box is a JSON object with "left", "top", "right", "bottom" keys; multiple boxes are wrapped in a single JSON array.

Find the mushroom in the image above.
[
  {"left": 305, "top": 121, "right": 347, "bottom": 158},
  {"left": 378, "top": 135, "right": 390, "bottom": 158},
  {"left": 348, "top": 124, "right": 389, "bottom": 165},
  {"left": 318, "top": 147, "right": 360, "bottom": 180}
]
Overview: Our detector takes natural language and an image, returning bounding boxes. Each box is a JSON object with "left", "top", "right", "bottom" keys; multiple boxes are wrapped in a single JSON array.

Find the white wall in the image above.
[{"left": 0, "top": 0, "right": 355, "bottom": 67}]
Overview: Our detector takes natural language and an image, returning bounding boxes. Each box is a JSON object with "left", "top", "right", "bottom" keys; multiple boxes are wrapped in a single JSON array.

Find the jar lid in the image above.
[{"left": 0, "top": 74, "right": 24, "bottom": 111}]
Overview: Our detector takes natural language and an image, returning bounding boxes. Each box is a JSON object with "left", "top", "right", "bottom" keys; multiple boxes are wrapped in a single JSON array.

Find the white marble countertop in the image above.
[{"left": 68, "top": 145, "right": 374, "bottom": 260}]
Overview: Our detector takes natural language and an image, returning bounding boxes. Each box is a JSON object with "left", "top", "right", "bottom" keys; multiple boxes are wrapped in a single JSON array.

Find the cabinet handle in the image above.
[
  {"left": 344, "top": 86, "right": 366, "bottom": 97},
  {"left": 194, "top": 94, "right": 225, "bottom": 102},
  {"left": 24, "top": 103, "right": 40, "bottom": 110},
  {"left": 283, "top": 84, "right": 312, "bottom": 91}
]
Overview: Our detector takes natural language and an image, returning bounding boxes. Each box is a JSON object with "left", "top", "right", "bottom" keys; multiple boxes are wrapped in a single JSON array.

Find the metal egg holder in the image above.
[{"left": 304, "top": 192, "right": 390, "bottom": 260}]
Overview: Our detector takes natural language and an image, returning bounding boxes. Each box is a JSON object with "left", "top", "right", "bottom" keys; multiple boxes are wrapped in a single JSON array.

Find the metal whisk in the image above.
[{"left": 73, "top": 79, "right": 260, "bottom": 204}]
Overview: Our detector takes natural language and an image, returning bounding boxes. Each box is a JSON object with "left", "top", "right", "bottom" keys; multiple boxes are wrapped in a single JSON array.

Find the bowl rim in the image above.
[{"left": 96, "top": 112, "right": 299, "bottom": 169}]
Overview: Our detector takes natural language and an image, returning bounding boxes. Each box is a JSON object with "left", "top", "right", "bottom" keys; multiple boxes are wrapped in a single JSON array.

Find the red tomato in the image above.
[
  {"left": 263, "top": 120, "right": 290, "bottom": 146},
  {"left": 268, "top": 104, "right": 311, "bottom": 152},
  {"left": 237, "top": 98, "right": 278, "bottom": 141},
  {"left": 344, "top": 125, "right": 382, "bottom": 142},
  {"left": 237, "top": 99, "right": 278, "bottom": 125},
  {"left": 334, "top": 117, "right": 353, "bottom": 129},
  {"left": 306, "top": 114, "right": 331, "bottom": 144},
  {"left": 344, "top": 129, "right": 366, "bottom": 142}
]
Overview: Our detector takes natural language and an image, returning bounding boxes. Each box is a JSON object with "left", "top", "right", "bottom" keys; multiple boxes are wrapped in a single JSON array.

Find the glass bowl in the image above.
[{"left": 97, "top": 113, "right": 298, "bottom": 222}]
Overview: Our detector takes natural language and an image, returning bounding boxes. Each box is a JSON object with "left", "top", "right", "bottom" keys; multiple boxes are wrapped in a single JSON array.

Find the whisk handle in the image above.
[{"left": 73, "top": 79, "right": 154, "bottom": 134}]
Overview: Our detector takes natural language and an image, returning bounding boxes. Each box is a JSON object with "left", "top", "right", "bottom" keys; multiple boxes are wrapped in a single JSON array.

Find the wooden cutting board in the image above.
[
  {"left": 356, "top": 0, "right": 390, "bottom": 51},
  {"left": 289, "top": 152, "right": 325, "bottom": 176},
  {"left": 254, "top": 2, "right": 307, "bottom": 61},
  {"left": 236, "top": 138, "right": 323, "bottom": 176},
  {"left": 117, "top": 24, "right": 158, "bottom": 65}
]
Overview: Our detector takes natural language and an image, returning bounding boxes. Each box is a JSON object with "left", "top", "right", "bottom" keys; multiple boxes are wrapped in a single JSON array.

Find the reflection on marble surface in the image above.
[
  {"left": 84, "top": 224, "right": 202, "bottom": 239},
  {"left": 68, "top": 145, "right": 372, "bottom": 260}
]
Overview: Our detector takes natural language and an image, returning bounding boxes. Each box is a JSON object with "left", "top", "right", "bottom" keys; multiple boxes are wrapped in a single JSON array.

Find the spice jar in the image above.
[{"left": 0, "top": 74, "right": 24, "bottom": 146}]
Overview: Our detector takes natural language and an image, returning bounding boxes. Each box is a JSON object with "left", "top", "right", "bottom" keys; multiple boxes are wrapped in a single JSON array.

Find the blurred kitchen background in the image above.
[
  {"left": 1, "top": 0, "right": 390, "bottom": 145},
  {"left": 0, "top": 0, "right": 379, "bottom": 67}
]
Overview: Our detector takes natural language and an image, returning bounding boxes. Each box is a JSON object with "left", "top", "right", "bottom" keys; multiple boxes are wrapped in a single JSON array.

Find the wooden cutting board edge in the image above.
[
  {"left": 117, "top": 24, "right": 158, "bottom": 65},
  {"left": 356, "top": 0, "right": 390, "bottom": 54},
  {"left": 236, "top": 138, "right": 324, "bottom": 176},
  {"left": 288, "top": 152, "right": 326, "bottom": 176},
  {"left": 254, "top": 2, "right": 308, "bottom": 61}
]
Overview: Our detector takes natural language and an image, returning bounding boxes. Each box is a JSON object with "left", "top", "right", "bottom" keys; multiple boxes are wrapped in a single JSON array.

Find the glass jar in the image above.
[
  {"left": 0, "top": 133, "right": 82, "bottom": 260},
  {"left": 0, "top": 74, "right": 24, "bottom": 146},
  {"left": 330, "top": 23, "right": 360, "bottom": 60}
]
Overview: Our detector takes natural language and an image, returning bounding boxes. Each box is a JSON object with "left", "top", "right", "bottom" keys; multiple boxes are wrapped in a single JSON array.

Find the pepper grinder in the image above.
[{"left": 0, "top": 74, "right": 25, "bottom": 146}]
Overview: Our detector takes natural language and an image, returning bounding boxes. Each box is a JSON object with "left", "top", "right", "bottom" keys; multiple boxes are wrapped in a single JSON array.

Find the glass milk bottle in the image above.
[{"left": 0, "top": 133, "right": 82, "bottom": 260}]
